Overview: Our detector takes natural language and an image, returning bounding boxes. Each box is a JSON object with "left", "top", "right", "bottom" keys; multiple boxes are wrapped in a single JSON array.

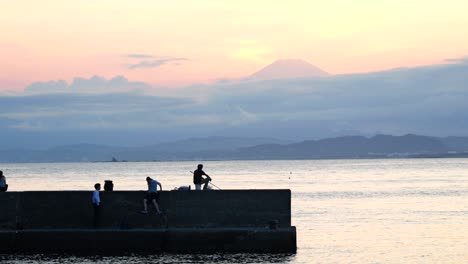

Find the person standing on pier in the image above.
[
  {"left": 92, "top": 183, "right": 101, "bottom": 228},
  {"left": 0, "top": 170, "right": 8, "bottom": 192},
  {"left": 142, "top": 177, "right": 162, "bottom": 215},
  {"left": 193, "top": 164, "right": 212, "bottom": 190}
]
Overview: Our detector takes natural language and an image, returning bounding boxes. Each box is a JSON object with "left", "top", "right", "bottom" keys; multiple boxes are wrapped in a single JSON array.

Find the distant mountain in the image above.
[
  {"left": 247, "top": 59, "right": 329, "bottom": 81},
  {"left": 0, "top": 137, "right": 288, "bottom": 162},
  {"left": 1, "top": 134, "right": 467, "bottom": 162},
  {"left": 146, "top": 136, "right": 291, "bottom": 152},
  {"left": 230, "top": 134, "right": 453, "bottom": 160},
  {"left": 440, "top": 136, "right": 468, "bottom": 152}
]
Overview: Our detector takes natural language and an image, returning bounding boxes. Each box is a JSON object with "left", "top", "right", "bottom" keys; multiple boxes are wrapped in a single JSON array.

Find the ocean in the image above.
[{"left": 1, "top": 159, "right": 467, "bottom": 263}]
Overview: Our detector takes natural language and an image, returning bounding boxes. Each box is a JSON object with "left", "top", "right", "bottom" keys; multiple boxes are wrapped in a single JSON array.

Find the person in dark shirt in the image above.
[
  {"left": 0, "top": 170, "right": 8, "bottom": 192},
  {"left": 193, "top": 164, "right": 212, "bottom": 190}
]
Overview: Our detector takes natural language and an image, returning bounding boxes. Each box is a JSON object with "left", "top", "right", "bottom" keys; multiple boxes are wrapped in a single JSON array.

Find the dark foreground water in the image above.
[
  {"left": 1, "top": 159, "right": 467, "bottom": 263},
  {"left": 1, "top": 253, "right": 295, "bottom": 263}
]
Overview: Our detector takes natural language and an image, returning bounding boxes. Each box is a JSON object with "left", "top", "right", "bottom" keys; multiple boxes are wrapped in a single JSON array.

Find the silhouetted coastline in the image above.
[{"left": 1, "top": 134, "right": 468, "bottom": 163}]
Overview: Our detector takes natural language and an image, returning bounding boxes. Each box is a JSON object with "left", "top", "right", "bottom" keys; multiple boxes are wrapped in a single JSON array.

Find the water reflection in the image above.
[{"left": 1, "top": 253, "right": 296, "bottom": 264}]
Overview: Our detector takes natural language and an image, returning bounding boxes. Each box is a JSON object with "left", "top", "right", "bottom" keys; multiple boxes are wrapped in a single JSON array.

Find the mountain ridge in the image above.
[
  {"left": 247, "top": 59, "right": 329, "bottom": 81},
  {"left": 1, "top": 134, "right": 467, "bottom": 162}
]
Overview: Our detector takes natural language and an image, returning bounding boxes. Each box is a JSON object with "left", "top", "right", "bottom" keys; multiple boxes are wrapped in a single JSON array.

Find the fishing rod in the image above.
[
  {"left": 189, "top": 171, "right": 222, "bottom": 190},
  {"left": 208, "top": 182, "right": 222, "bottom": 190}
]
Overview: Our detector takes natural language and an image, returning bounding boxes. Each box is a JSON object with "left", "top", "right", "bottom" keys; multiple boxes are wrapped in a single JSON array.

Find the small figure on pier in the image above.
[
  {"left": 142, "top": 177, "right": 162, "bottom": 215},
  {"left": 92, "top": 183, "right": 101, "bottom": 228},
  {"left": 0, "top": 170, "right": 8, "bottom": 192},
  {"left": 193, "top": 164, "right": 212, "bottom": 190}
]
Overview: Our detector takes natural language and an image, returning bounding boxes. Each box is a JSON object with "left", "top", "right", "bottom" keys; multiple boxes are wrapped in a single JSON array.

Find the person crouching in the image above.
[{"left": 142, "top": 177, "right": 162, "bottom": 215}]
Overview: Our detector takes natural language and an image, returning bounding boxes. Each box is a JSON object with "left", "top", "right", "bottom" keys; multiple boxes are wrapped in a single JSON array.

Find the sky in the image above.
[
  {"left": 2, "top": 0, "right": 468, "bottom": 89},
  {"left": 1, "top": 1, "right": 468, "bottom": 149},
  {"left": 1, "top": 59, "right": 468, "bottom": 148}
]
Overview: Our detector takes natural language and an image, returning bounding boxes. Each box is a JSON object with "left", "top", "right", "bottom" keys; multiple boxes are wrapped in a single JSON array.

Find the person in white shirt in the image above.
[
  {"left": 142, "top": 177, "right": 162, "bottom": 214},
  {"left": 92, "top": 183, "right": 101, "bottom": 228}
]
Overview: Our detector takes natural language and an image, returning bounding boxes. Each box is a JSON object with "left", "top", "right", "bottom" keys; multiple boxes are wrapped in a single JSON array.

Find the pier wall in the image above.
[
  {"left": 0, "top": 190, "right": 295, "bottom": 253},
  {"left": 0, "top": 190, "right": 291, "bottom": 229}
]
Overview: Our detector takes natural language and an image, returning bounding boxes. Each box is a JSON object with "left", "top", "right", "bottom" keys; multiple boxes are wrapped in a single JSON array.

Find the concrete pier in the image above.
[{"left": 0, "top": 190, "right": 296, "bottom": 253}]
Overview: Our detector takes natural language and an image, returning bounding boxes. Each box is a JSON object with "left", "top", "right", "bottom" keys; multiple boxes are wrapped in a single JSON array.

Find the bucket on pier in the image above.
[{"left": 104, "top": 180, "right": 114, "bottom": 191}]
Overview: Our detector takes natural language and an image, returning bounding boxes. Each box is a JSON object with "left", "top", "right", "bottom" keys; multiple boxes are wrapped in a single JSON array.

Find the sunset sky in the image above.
[{"left": 2, "top": 0, "right": 468, "bottom": 89}]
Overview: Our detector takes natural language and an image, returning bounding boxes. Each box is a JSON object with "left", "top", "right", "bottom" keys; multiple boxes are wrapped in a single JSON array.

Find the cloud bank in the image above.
[
  {"left": 24, "top": 75, "right": 151, "bottom": 94},
  {"left": 1, "top": 58, "right": 468, "bottom": 148}
]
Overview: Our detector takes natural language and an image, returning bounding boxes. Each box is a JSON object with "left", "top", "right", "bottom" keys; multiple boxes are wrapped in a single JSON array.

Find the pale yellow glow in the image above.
[
  {"left": 230, "top": 46, "right": 273, "bottom": 63},
  {"left": 1, "top": 0, "right": 468, "bottom": 88}
]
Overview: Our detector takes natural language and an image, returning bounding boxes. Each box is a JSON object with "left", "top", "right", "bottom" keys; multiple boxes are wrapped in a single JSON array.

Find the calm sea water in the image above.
[{"left": 1, "top": 159, "right": 467, "bottom": 263}]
